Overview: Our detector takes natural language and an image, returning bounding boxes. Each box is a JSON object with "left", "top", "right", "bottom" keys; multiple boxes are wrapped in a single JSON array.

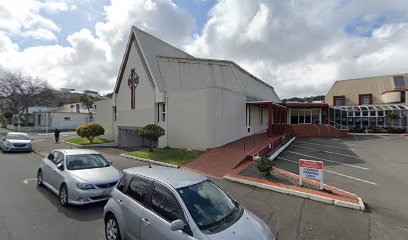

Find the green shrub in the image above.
[
  {"left": 76, "top": 123, "right": 105, "bottom": 143},
  {"left": 2, "top": 110, "right": 14, "bottom": 120},
  {"left": 139, "top": 124, "right": 165, "bottom": 151},
  {"left": 256, "top": 157, "right": 274, "bottom": 176}
]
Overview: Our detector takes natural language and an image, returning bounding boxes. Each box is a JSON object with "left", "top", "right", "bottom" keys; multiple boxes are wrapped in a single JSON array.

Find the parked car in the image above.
[
  {"left": 37, "top": 149, "right": 121, "bottom": 206},
  {"left": 2, "top": 132, "right": 33, "bottom": 152},
  {"left": 104, "top": 166, "right": 276, "bottom": 240}
]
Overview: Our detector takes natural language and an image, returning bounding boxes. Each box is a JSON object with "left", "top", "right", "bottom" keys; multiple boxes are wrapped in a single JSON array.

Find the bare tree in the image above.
[{"left": 0, "top": 72, "right": 56, "bottom": 125}]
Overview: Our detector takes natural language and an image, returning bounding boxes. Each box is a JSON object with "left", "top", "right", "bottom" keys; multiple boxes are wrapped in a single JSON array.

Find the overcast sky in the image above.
[{"left": 1, "top": 0, "right": 408, "bottom": 98}]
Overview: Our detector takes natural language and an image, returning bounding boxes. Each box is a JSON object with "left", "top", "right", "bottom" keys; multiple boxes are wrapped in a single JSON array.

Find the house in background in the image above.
[
  {"left": 33, "top": 103, "right": 93, "bottom": 131},
  {"left": 9, "top": 107, "right": 53, "bottom": 130},
  {"left": 95, "top": 26, "right": 286, "bottom": 150},
  {"left": 325, "top": 74, "right": 408, "bottom": 130}
]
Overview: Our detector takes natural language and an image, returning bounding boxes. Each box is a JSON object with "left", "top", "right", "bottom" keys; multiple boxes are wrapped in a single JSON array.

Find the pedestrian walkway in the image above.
[{"left": 183, "top": 132, "right": 290, "bottom": 179}]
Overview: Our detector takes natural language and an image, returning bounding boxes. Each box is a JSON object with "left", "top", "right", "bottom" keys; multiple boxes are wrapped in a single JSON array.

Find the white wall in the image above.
[
  {"left": 95, "top": 99, "right": 114, "bottom": 140},
  {"left": 50, "top": 113, "right": 88, "bottom": 130},
  {"left": 115, "top": 39, "right": 156, "bottom": 129},
  {"left": 216, "top": 88, "right": 247, "bottom": 146},
  {"left": 166, "top": 88, "right": 216, "bottom": 150}
]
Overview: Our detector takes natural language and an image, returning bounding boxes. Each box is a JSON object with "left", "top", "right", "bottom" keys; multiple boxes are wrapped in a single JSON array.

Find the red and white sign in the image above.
[
  {"left": 299, "top": 159, "right": 324, "bottom": 189},
  {"left": 300, "top": 159, "right": 323, "bottom": 170}
]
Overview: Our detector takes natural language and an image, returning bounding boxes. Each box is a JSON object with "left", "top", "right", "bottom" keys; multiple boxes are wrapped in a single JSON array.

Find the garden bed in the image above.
[
  {"left": 224, "top": 161, "right": 365, "bottom": 210},
  {"left": 124, "top": 148, "right": 204, "bottom": 167},
  {"left": 240, "top": 164, "right": 333, "bottom": 193},
  {"left": 64, "top": 137, "right": 113, "bottom": 145}
]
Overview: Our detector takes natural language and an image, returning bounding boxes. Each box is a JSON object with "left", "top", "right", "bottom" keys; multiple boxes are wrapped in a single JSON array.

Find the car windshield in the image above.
[
  {"left": 177, "top": 180, "right": 238, "bottom": 231},
  {"left": 6, "top": 134, "right": 29, "bottom": 140},
  {"left": 66, "top": 154, "right": 110, "bottom": 170}
]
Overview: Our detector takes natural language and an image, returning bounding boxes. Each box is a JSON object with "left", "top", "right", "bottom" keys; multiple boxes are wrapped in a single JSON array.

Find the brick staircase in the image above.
[{"left": 286, "top": 124, "right": 348, "bottom": 138}]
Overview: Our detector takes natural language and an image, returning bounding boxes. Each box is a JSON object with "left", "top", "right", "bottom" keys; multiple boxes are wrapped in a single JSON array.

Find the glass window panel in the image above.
[{"left": 393, "top": 76, "right": 406, "bottom": 89}]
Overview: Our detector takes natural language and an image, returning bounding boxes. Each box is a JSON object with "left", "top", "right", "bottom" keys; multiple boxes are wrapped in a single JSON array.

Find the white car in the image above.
[
  {"left": 37, "top": 149, "right": 121, "bottom": 206},
  {"left": 2, "top": 132, "right": 33, "bottom": 152}
]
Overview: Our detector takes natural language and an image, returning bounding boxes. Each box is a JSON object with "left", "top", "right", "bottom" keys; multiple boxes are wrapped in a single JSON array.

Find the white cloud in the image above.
[
  {"left": 0, "top": 0, "right": 78, "bottom": 41},
  {"left": 2, "top": 0, "right": 408, "bottom": 99},
  {"left": 186, "top": 0, "right": 408, "bottom": 98},
  {"left": 0, "top": 0, "right": 194, "bottom": 92}
]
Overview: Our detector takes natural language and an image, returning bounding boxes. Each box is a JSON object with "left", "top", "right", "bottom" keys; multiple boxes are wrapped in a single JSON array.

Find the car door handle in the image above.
[
  {"left": 116, "top": 199, "right": 123, "bottom": 205},
  {"left": 141, "top": 218, "right": 150, "bottom": 225}
]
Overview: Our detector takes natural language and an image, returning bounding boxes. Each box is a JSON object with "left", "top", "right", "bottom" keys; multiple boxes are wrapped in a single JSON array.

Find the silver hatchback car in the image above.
[
  {"left": 37, "top": 149, "right": 121, "bottom": 206},
  {"left": 104, "top": 166, "right": 276, "bottom": 240}
]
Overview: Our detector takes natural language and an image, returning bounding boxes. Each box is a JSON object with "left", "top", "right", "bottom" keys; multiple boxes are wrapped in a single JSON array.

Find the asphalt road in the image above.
[
  {"left": 0, "top": 135, "right": 406, "bottom": 239},
  {"left": 275, "top": 135, "right": 408, "bottom": 239}
]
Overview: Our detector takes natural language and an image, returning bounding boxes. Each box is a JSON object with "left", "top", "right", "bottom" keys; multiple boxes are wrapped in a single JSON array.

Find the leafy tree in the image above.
[
  {"left": 282, "top": 95, "right": 325, "bottom": 103},
  {"left": 139, "top": 124, "right": 165, "bottom": 152},
  {"left": 385, "top": 112, "right": 400, "bottom": 127},
  {"left": 0, "top": 72, "right": 56, "bottom": 124},
  {"left": 2, "top": 110, "right": 14, "bottom": 124},
  {"left": 2, "top": 110, "right": 14, "bottom": 120},
  {"left": 256, "top": 157, "right": 274, "bottom": 176},
  {"left": 76, "top": 123, "right": 105, "bottom": 143},
  {"left": 104, "top": 92, "right": 113, "bottom": 99},
  {"left": 79, "top": 93, "right": 99, "bottom": 122}
]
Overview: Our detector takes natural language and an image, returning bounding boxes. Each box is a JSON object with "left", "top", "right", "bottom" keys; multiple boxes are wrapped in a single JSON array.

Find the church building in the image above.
[{"left": 95, "top": 26, "right": 285, "bottom": 150}]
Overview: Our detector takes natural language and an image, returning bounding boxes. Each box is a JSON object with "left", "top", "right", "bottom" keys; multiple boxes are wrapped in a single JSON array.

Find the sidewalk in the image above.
[{"left": 32, "top": 136, "right": 130, "bottom": 158}]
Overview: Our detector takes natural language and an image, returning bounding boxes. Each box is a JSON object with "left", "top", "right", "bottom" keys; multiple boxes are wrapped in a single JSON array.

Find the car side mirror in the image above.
[
  {"left": 170, "top": 219, "right": 186, "bottom": 232},
  {"left": 57, "top": 163, "right": 64, "bottom": 171},
  {"left": 2, "top": 136, "right": 5, "bottom": 141},
  {"left": 48, "top": 153, "right": 54, "bottom": 161},
  {"left": 107, "top": 160, "right": 113, "bottom": 165}
]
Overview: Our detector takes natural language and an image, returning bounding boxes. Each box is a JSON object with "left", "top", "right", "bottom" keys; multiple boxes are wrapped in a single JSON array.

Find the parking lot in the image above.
[
  {"left": 275, "top": 135, "right": 408, "bottom": 238},
  {"left": 0, "top": 134, "right": 407, "bottom": 239}
]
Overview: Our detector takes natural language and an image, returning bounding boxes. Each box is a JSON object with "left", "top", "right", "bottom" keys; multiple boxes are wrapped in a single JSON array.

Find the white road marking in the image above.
[
  {"left": 291, "top": 144, "right": 362, "bottom": 159},
  {"left": 295, "top": 140, "right": 356, "bottom": 150},
  {"left": 306, "top": 138, "right": 365, "bottom": 147},
  {"left": 22, "top": 178, "right": 37, "bottom": 184},
  {"left": 285, "top": 150, "right": 370, "bottom": 170},
  {"left": 277, "top": 157, "right": 377, "bottom": 185}
]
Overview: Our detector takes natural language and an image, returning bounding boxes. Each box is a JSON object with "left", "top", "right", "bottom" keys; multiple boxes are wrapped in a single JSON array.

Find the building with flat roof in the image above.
[
  {"left": 325, "top": 74, "right": 408, "bottom": 131},
  {"left": 95, "top": 26, "right": 286, "bottom": 150}
]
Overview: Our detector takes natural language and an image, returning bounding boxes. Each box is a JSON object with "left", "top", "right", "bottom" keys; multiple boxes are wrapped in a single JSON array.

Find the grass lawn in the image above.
[
  {"left": 65, "top": 136, "right": 113, "bottom": 145},
  {"left": 126, "top": 148, "right": 204, "bottom": 167}
]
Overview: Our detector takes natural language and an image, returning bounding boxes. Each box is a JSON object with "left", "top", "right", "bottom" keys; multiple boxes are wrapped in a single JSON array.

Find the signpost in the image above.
[{"left": 299, "top": 159, "right": 324, "bottom": 190}]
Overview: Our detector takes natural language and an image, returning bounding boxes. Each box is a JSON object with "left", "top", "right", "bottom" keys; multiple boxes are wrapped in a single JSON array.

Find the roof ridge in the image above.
[{"left": 131, "top": 26, "right": 194, "bottom": 58}]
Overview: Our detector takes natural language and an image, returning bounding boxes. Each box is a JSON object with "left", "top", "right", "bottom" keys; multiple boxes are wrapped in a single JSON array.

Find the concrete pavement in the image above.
[{"left": 0, "top": 136, "right": 406, "bottom": 239}]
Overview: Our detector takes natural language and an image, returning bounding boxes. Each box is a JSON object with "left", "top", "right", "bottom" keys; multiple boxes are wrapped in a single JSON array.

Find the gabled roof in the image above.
[
  {"left": 114, "top": 27, "right": 192, "bottom": 93},
  {"left": 114, "top": 26, "right": 280, "bottom": 103}
]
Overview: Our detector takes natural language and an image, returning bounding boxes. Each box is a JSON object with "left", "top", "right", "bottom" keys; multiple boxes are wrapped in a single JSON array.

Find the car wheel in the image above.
[
  {"left": 105, "top": 215, "right": 122, "bottom": 240},
  {"left": 37, "top": 170, "right": 43, "bottom": 186},
  {"left": 59, "top": 184, "right": 69, "bottom": 207}
]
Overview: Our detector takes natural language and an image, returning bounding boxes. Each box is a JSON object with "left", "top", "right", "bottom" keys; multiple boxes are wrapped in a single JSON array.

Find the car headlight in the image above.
[
  {"left": 76, "top": 183, "right": 95, "bottom": 190},
  {"left": 27, "top": 142, "right": 32, "bottom": 147},
  {"left": 4, "top": 141, "right": 12, "bottom": 147}
]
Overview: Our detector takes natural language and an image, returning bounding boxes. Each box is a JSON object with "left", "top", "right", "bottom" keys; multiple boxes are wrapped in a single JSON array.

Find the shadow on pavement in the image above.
[{"left": 36, "top": 185, "right": 106, "bottom": 222}]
